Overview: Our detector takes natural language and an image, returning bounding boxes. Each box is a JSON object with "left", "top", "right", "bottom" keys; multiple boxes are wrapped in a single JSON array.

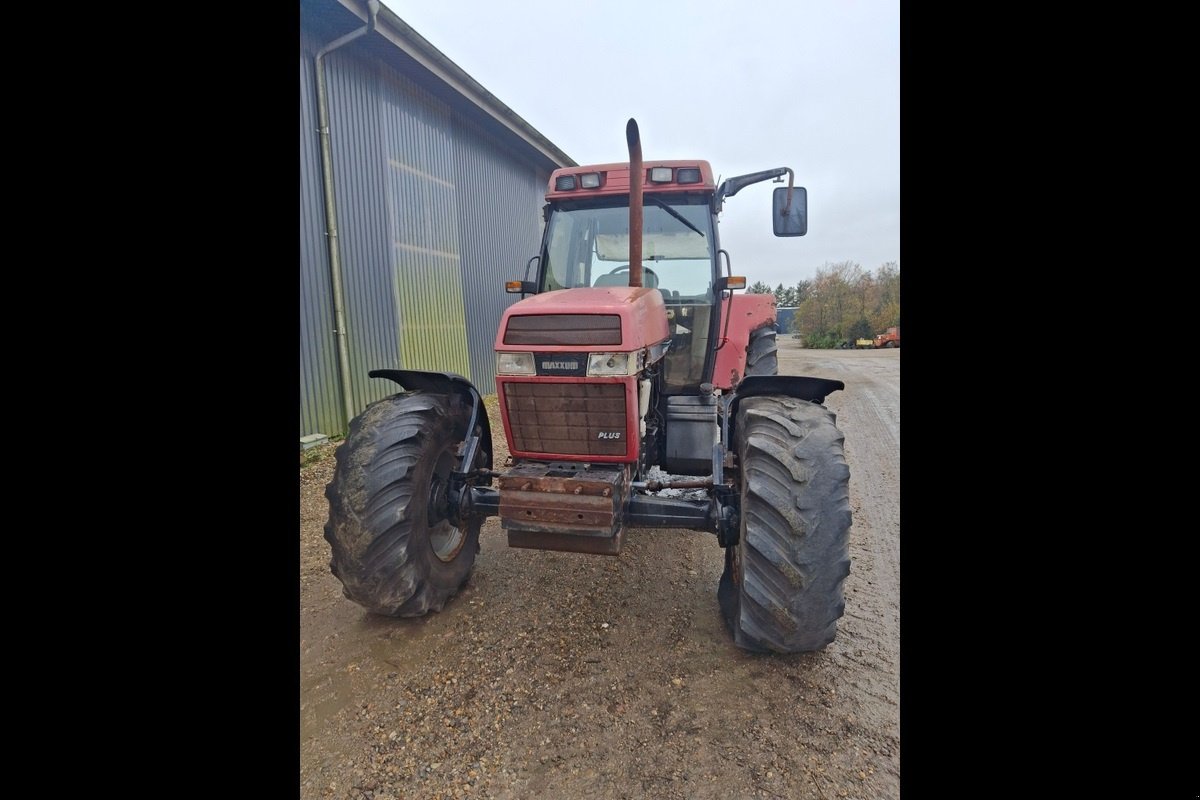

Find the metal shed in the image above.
[{"left": 300, "top": 0, "right": 574, "bottom": 439}]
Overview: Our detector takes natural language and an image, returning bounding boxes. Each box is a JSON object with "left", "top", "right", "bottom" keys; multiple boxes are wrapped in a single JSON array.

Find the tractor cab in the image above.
[{"left": 537, "top": 186, "right": 717, "bottom": 394}]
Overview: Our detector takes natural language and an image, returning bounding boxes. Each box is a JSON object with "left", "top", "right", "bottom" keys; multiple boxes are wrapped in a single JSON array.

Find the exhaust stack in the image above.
[{"left": 626, "top": 118, "right": 643, "bottom": 288}]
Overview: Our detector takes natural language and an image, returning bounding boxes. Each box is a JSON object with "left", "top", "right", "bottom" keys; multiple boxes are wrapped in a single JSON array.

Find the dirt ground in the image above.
[{"left": 300, "top": 340, "right": 900, "bottom": 799}]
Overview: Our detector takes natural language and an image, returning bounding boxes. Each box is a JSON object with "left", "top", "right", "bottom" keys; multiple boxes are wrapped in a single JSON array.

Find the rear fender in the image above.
[
  {"left": 368, "top": 369, "right": 493, "bottom": 473},
  {"left": 712, "top": 294, "right": 777, "bottom": 390}
]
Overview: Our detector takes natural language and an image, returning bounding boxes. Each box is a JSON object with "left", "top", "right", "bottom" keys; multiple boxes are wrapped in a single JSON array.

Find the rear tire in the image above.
[
  {"left": 719, "top": 396, "right": 852, "bottom": 653},
  {"left": 746, "top": 325, "right": 778, "bottom": 377},
  {"left": 324, "top": 390, "right": 482, "bottom": 617}
]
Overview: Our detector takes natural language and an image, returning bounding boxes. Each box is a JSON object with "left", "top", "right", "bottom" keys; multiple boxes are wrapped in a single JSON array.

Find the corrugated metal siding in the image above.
[
  {"left": 378, "top": 71, "right": 473, "bottom": 382},
  {"left": 299, "top": 32, "right": 343, "bottom": 438},
  {"left": 453, "top": 116, "right": 549, "bottom": 395},
  {"left": 300, "top": 19, "right": 560, "bottom": 438},
  {"left": 326, "top": 49, "right": 404, "bottom": 416}
]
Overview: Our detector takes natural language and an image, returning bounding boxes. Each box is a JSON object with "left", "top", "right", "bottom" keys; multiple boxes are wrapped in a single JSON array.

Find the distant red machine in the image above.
[{"left": 874, "top": 326, "right": 900, "bottom": 348}]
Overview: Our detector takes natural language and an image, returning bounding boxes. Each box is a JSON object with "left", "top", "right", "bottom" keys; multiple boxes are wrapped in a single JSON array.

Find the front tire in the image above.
[
  {"left": 324, "top": 390, "right": 482, "bottom": 617},
  {"left": 719, "top": 396, "right": 852, "bottom": 653}
]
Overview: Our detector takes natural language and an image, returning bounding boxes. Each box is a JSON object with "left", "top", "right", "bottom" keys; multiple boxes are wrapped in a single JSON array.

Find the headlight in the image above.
[
  {"left": 587, "top": 352, "right": 635, "bottom": 376},
  {"left": 496, "top": 352, "right": 536, "bottom": 375}
]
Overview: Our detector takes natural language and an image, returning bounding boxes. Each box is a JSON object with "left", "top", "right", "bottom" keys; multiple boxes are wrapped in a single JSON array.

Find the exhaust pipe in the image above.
[{"left": 626, "top": 118, "right": 643, "bottom": 288}]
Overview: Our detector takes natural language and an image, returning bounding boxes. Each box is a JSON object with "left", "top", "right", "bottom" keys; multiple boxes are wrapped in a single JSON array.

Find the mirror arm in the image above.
[{"left": 716, "top": 167, "right": 793, "bottom": 208}]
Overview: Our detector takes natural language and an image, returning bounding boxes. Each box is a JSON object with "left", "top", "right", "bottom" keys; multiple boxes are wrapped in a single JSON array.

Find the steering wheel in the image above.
[{"left": 602, "top": 265, "right": 658, "bottom": 288}]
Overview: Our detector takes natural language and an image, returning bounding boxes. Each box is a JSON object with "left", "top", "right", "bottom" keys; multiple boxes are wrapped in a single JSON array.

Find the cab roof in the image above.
[{"left": 546, "top": 160, "right": 715, "bottom": 200}]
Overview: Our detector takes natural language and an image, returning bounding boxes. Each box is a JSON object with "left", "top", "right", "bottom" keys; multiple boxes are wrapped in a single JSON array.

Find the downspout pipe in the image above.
[{"left": 314, "top": 0, "right": 381, "bottom": 428}]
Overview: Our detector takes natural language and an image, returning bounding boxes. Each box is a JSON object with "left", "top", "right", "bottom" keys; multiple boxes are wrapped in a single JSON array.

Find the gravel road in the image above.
[{"left": 300, "top": 339, "right": 900, "bottom": 799}]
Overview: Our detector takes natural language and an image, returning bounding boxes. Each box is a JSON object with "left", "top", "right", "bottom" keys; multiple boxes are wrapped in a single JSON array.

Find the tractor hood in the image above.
[{"left": 495, "top": 287, "right": 670, "bottom": 352}]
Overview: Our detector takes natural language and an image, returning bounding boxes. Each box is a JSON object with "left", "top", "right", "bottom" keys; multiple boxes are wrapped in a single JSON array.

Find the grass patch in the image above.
[
  {"left": 300, "top": 433, "right": 342, "bottom": 470},
  {"left": 300, "top": 443, "right": 334, "bottom": 469}
]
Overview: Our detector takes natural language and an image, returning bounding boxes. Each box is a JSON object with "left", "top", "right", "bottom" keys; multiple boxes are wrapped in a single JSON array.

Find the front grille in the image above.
[
  {"left": 503, "top": 314, "right": 622, "bottom": 346},
  {"left": 503, "top": 382, "right": 627, "bottom": 457}
]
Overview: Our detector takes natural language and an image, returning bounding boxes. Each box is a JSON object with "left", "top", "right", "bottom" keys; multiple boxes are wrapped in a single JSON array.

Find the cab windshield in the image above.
[{"left": 539, "top": 195, "right": 714, "bottom": 301}]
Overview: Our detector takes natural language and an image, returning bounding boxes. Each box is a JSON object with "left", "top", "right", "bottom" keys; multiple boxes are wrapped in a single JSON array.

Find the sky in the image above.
[{"left": 388, "top": 0, "right": 898, "bottom": 290}]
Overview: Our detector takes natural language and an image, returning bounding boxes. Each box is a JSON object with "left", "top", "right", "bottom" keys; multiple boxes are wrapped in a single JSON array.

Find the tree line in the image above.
[{"left": 748, "top": 261, "right": 900, "bottom": 348}]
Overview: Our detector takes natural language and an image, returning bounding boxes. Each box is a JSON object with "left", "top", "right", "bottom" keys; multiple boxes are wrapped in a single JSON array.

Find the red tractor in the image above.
[{"left": 324, "top": 120, "right": 851, "bottom": 653}]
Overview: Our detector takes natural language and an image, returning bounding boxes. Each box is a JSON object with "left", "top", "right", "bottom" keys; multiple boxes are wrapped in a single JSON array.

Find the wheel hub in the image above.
[{"left": 427, "top": 448, "right": 465, "bottom": 562}]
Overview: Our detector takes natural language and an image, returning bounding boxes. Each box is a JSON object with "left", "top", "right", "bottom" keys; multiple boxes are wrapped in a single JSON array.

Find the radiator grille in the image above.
[
  {"left": 503, "top": 314, "right": 622, "bottom": 346},
  {"left": 503, "top": 382, "right": 627, "bottom": 457}
]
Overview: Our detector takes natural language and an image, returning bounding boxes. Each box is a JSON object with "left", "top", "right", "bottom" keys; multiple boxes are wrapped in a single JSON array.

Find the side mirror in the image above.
[
  {"left": 773, "top": 186, "right": 807, "bottom": 237},
  {"left": 507, "top": 255, "right": 540, "bottom": 295}
]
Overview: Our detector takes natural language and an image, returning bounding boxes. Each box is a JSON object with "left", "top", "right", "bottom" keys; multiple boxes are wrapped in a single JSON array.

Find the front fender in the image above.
[
  {"left": 720, "top": 374, "right": 844, "bottom": 474},
  {"left": 368, "top": 369, "right": 493, "bottom": 472},
  {"left": 734, "top": 374, "right": 843, "bottom": 403},
  {"left": 727, "top": 375, "right": 844, "bottom": 431}
]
